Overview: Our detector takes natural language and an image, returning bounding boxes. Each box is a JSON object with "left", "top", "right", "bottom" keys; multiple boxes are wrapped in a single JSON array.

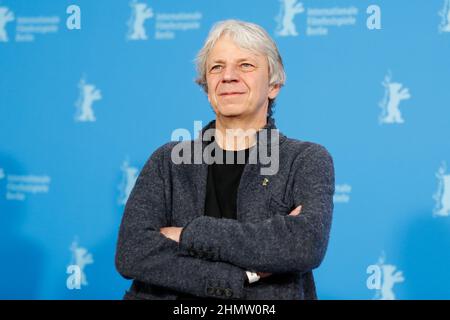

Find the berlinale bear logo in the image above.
[
  {"left": 379, "top": 71, "right": 411, "bottom": 124},
  {"left": 0, "top": 7, "right": 14, "bottom": 42},
  {"left": 127, "top": 1, "right": 153, "bottom": 40}
]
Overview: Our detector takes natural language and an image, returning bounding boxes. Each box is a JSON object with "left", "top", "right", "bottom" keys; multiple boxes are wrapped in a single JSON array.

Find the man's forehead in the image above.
[
  {"left": 207, "top": 48, "right": 263, "bottom": 63},
  {"left": 209, "top": 55, "right": 259, "bottom": 63}
]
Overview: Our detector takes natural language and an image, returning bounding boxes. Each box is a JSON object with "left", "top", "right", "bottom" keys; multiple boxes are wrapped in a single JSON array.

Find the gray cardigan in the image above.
[{"left": 115, "top": 117, "right": 335, "bottom": 300}]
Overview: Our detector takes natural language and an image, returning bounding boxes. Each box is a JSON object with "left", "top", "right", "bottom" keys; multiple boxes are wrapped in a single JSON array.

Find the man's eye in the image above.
[
  {"left": 241, "top": 63, "right": 255, "bottom": 70},
  {"left": 210, "top": 65, "right": 223, "bottom": 72}
]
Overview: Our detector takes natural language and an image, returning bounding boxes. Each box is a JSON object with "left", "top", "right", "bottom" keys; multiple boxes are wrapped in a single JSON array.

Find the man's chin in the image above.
[
  {"left": 217, "top": 111, "right": 246, "bottom": 119},
  {"left": 216, "top": 104, "right": 247, "bottom": 116}
]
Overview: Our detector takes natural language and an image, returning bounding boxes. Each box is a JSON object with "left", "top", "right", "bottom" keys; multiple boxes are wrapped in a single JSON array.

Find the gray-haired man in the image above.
[{"left": 115, "top": 20, "right": 335, "bottom": 300}]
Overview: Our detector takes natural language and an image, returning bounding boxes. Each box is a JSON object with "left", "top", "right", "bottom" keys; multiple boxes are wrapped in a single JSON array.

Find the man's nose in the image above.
[{"left": 222, "top": 65, "right": 239, "bottom": 83}]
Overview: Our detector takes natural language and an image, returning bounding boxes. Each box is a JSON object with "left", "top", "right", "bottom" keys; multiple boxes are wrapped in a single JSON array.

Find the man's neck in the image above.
[{"left": 214, "top": 115, "right": 267, "bottom": 151}]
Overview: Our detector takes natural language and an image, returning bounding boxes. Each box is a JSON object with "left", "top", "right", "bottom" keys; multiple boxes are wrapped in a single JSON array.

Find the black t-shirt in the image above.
[{"left": 204, "top": 144, "right": 251, "bottom": 219}]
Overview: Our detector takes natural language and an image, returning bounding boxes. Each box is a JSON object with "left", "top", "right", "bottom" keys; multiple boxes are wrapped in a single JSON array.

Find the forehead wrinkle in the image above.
[{"left": 210, "top": 57, "right": 257, "bottom": 64}]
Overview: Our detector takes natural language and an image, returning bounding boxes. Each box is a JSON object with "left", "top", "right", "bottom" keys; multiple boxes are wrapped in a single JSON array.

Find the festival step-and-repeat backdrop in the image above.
[{"left": 1, "top": 0, "right": 449, "bottom": 299}]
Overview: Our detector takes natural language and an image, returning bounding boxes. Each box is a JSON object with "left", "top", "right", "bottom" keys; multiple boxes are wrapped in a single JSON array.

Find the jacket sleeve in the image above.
[
  {"left": 179, "top": 143, "right": 335, "bottom": 274},
  {"left": 115, "top": 144, "right": 247, "bottom": 299}
]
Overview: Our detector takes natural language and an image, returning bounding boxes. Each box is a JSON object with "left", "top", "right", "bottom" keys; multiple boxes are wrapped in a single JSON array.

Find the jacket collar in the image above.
[{"left": 197, "top": 116, "right": 286, "bottom": 149}]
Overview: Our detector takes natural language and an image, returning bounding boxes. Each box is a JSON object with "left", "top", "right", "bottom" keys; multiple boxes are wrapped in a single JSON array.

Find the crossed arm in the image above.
[
  {"left": 115, "top": 147, "right": 249, "bottom": 298},
  {"left": 160, "top": 204, "right": 302, "bottom": 279},
  {"left": 115, "top": 143, "right": 334, "bottom": 297}
]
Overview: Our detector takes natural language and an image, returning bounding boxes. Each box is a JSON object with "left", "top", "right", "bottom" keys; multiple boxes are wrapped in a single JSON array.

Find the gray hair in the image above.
[{"left": 195, "top": 20, "right": 286, "bottom": 117}]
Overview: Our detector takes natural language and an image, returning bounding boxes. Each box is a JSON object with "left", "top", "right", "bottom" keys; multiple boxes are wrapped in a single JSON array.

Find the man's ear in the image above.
[{"left": 268, "top": 84, "right": 281, "bottom": 100}]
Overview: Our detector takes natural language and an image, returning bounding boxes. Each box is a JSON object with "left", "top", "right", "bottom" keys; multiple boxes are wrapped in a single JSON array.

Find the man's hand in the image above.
[
  {"left": 289, "top": 205, "right": 302, "bottom": 217},
  {"left": 160, "top": 227, "right": 183, "bottom": 243},
  {"left": 256, "top": 204, "right": 302, "bottom": 279}
]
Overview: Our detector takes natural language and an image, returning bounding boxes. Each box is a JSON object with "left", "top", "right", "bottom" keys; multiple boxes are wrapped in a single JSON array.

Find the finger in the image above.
[
  {"left": 289, "top": 205, "right": 302, "bottom": 216},
  {"left": 258, "top": 272, "right": 272, "bottom": 278}
]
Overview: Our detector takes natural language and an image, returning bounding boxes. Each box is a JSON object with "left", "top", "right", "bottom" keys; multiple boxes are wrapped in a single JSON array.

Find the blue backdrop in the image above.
[{"left": 1, "top": 0, "right": 450, "bottom": 299}]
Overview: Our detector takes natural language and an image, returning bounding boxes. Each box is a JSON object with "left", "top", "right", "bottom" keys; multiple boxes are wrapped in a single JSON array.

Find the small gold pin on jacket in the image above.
[{"left": 262, "top": 178, "right": 269, "bottom": 186}]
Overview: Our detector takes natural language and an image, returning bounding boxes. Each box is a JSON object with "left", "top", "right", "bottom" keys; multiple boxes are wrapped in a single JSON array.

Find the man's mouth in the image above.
[{"left": 219, "top": 92, "right": 246, "bottom": 96}]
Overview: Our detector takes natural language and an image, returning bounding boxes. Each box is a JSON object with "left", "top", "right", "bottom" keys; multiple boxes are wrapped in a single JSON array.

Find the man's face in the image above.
[{"left": 205, "top": 35, "right": 280, "bottom": 120}]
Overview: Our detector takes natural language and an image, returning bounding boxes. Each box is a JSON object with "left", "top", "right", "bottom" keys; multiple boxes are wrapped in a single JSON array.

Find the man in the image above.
[{"left": 115, "top": 20, "right": 335, "bottom": 300}]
